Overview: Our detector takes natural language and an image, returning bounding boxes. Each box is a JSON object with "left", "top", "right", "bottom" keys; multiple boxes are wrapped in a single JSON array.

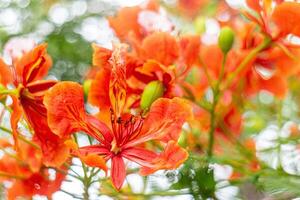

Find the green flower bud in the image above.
[
  {"left": 218, "top": 26, "right": 235, "bottom": 54},
  {"left": 140, "top": 80, "right": 165, "bottom": 110},
  {"left": 178, "top": 132, "right": 187, "bottom": 147},
  {"left": 83, "top": 79, "right": 92, "bottom": 97}
]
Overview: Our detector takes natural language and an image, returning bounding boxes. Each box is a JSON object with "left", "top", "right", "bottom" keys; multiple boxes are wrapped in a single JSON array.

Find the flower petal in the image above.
[
  {"left": 88, "top": 69, "right": 111, "bottom": 114},
  {"left": 43, "top": 81, "right": 86, "bottom": 138},
  {"left": 272, "top": 2, "right": 300, "bottom": 37},
  {"left": 140, "top": 141, "right": 188, "bottom": 176},
  {"left": 179, "top": 35, "right": 201, "bottom": 68},
  {"left": 15, "top": 43, "right": 52, "bottom": 85},
  {"left": 0, "top": 58, "right": 13, "bottom": 85},
  {"left": 26, "top": 80, "right": 57, "bottom": 94},
  {"left": 246, "top": 0, "right": 261, "bottom": 12},
  {"left": 92, "top": 44, "right": 112, "bottom": 68},
  {"left": 10, "top": 96, "right": 23, "bottom": 149},
  {"left": 125, "top": 97, "right": 193, "bottom": 147},
  {"left": 78, "top": 145, "right": 111, "bottom": 158},
  {"left": 81, "top": 154, "right": 107, "bottom": 173},
  {"left": 122, "top": 147, "right": 157, "bottom": 167},
  {"left": 141, "top": 32, "right": 179, "bottom": 66},
  {"left": 108, "top": 7, "right": 142, "bottom": 41},
  {"left": 20, "top": 82, "right": 69, "bottom": 167},
  {"left": 44, "top": 81, "right": 112, "bottom": 143},
  {"left": 111, "top": 155, "right": 126, "bottom": 190}
]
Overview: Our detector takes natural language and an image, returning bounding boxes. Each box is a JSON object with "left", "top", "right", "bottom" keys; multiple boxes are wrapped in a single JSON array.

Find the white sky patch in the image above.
[
  {"left": 255, "top": 122, "right": 300, "bottom": 174},
  {"left": 49, "top": 4, "right": 70, "bottom": 25},
  {"left": 138, "top": 10, "right": 174, "bottom": 33}
]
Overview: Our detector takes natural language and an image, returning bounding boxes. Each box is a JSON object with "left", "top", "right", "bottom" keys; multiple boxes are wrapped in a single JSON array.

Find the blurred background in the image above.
[
  {"left": 0, "top": 0, "right": 150, "bottom": 82},
  {"left": 4, "top": 1, "right": 295, "bottom": 200},
  {"left": 0, "top": 0, "right": 244, "bottom": 82}
]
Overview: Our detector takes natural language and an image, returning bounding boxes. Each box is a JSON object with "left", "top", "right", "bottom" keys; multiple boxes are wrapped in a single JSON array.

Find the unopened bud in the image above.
[
  {"left": 218, "top": 26, "right": 235, "bottom": 54},
  {"left": 140, "top": 81, "right": 165, "bottom": 110},
  {"left": 83, "top": 79, "right": 92, "bottom": 97}
]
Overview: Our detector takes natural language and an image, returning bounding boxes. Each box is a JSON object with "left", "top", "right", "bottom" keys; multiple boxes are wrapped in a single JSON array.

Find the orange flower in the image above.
[
  {"left": 272, "top": 2, "right": 300, "bottom": 37},
  {"left": 109, "top": 6, "right": 143, "bottom": 41},
  {"left": 179, "top": 35, "right": 201, "bottom": 68},
  {"left": 140, "top": 32, "right": 179, "bottom": 66},
  {"left": 0, "top": 139, "right": 66, "bottom": 200},
  {"left": 44, "top": 47, "right": 191, "bottom": 189},
  {"left": 240, "top": 1, "right": 300, "bottom": 96},
  {"left": 88, "top": 44, "right": 144, "bottom": 122},
  {"left": 7, "top": 169, "right": 66, "bottom": 200},
  {"left": 0, "top": 44, "right": 69, "bottom": 167},
  {"left": 45, "top": 80, "right": 191, "bottom": 190},
  {"left": 245, "top": 1, "right": 300, "bottom": 40},
  {"left": 89, "top": 40, "right": 197, "bottom": 121},
  {"left": 235, "top": 22, "right": 300, "bottom": 98},
  {"left": 108, "top": 0, "right": 159, "bottom": 41},
  {"left": 198, "top": 38, "right": 297, "bottom": 98}
]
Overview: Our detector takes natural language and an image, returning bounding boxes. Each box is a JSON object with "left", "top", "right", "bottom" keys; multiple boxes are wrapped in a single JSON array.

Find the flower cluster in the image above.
[{"left": 1, "top": 0, "right": 300, "bottom": 199}]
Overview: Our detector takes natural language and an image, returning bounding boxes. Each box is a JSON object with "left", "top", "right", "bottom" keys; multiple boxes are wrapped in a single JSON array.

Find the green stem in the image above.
[
  {"left": 0, "top": 172, "right": 25, "bottom": 179},
  {"left": 277, "top": 100, "right": 283, "bottom": 128},
  {"left": 108, "top": 190, "right": 191, "bottom": 198},
  {"left": 222, "top": 37, "right": 272, "bottom": 90},
  {"left": 0, "top": 88, "right": 18, "bottom": 96},
  {"left": 207, "top": 54, "right": 227, "bottom": 159},
  {"left": 74, "top": 134, "right": 91, "bottom": 200},
  {"left": 0, "top": 126, "right": 40, "bottom": 149},
  {"left": 207, "top": 37, "right": 272, "bottom": 159},
  {"left": 81, "top": 154, "right": 91, "bottom": 200}
]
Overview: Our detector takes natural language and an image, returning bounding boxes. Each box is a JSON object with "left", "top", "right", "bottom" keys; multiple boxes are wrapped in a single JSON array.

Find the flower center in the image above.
[
  {"left": 111, "top": 140, "right": 121, "bottom": 154},
  {"left": 110, "top": 109, "right": 144, "bottom": 147}
]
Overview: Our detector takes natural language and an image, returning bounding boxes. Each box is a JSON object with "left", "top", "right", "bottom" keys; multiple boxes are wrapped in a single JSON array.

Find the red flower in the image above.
[
  {"left": 0, "top": 44, "right": 69, "bottom": 167},
  {"left": 44, "top": 46, "right": 192, "bottom": 190},
  {"left": 45, "top": 81, "right": 190, "bottom": 190},
  {"left": 0, "top": 139, "right": 66, "bottom": 200}
]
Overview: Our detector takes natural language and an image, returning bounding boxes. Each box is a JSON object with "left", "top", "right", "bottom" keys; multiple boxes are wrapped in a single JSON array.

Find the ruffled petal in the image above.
[
  {"left": 108, "top": 6, "right": 142, "bottom": 41},
  {"left": 15, "top": 43, "right": 52, "bottom": 85},
  {"left": 125, "top": 97, "right": 193, "bottom": 147},
  {"left": 179, "top": 35, "right": 201, "bottom": 68},
  {"left": 272, "top": 2, "right": 300, "bottom": 37},
  {"left": 92, "top": 44, "right": 112, "bottom": 68},
  {"left": 140, "top": 141, "right": 188, "bottom": 176},
  {"left": 44, "top": 81, "right": 112, "bottom": 143},
  {"left": 20, "top": 82, "right": 69, "bottom": 167},
  {"left": 141, "top": 32, "right": 179, "bottom": 66},
  {"left": 260, "top": 75, "right": 287, "bottom": 99},
  {"left": 43, "top": 81, "right": 85, "bottom": 138},
  {"left": 7, "top": 168, "right": 67, "bottom": 200}
]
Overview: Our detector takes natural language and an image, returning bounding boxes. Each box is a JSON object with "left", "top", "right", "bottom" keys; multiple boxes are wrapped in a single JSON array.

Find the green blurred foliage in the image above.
[{"left": 0, "top": 0, "right": 116, "bottom": 81}]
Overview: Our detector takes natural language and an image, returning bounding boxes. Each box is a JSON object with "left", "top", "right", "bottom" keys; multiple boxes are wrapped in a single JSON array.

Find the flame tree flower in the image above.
[
  {"left": 0, "top": 44, "right": 69, "bottom": 167},
  {"left": 0, "top": 139, "right": 66, "bottom": 200},
  {"left": 43, "top": 45, "right": 192, "bottom": 190}
]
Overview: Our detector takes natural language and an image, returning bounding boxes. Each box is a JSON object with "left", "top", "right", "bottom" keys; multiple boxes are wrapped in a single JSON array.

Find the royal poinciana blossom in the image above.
[
  {"left": 0, "top": 139, "right": 67, "bottom": 200},
  {"left": 43, "top": 46, "right": 192, "bottom": 189},
  {"left": 1, "top": 0, "right": 300, "bottom": 199},
  {"left": 0, "top": 44, "right": 70, "bottom": 167}
]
